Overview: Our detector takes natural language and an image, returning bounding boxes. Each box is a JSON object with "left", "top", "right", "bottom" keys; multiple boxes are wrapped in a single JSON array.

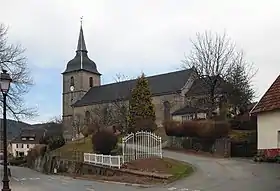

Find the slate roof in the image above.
[
  {"left": 251, "top": 75, "right": 280, "bottom": 114},
  {"left": 185, "top": 76, "right": 228, "bottom": 97},
  {"left": 11, "top": 129, "right": 44, "bottom": 144},
  {"left": 73, "top": 69, "right": 194, "bottom": 107},
  {"left": 11, "top": 136, "right": 41, "bottom": 144},
  {"left": 62, "top": 25, "right": 101, "bottom": 75},
  {"left": 63, "top": 52, "right": 100, "bottom": 75},
  {"left": 172, "top": 105, "right": 207, "bottom": 116}
]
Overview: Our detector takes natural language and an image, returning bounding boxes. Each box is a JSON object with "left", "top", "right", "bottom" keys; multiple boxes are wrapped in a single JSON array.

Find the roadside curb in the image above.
[
  {"left": 72, "top": 176, "right": 154, "bottom": 188},
  {"left": 101, "top": 180, "right": 154, "bottom": 188},
  {"left": 163, "top": 148, "right": 224, "bottom": 159}
]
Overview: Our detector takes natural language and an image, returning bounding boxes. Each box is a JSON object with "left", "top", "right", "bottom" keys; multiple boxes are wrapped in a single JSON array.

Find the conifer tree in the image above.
[
  {"left": 128, "top": 73, "right": 156, "bottom": 132},
  {"left": 226, "top": 62, "right": 255, "bottom": 115}
]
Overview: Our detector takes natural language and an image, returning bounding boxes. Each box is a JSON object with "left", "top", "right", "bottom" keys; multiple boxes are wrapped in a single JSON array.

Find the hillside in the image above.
[
  {"left": 0, "top": 119, "right": 30, "bottom": 140},
  {"left": 0, "top": 119, "right": 63, "bottom": 141},
  {"left": 31, "top": 122, "right": 63, "bottom": 136}
]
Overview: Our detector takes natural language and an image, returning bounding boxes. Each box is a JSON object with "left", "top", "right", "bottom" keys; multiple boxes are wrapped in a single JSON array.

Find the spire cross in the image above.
[{"left": 80, "top": 16, "right": 83, "bottom": 26}]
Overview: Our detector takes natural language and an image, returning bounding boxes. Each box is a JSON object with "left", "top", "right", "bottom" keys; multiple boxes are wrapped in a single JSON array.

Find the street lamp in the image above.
[{"left": 0, "top": 69, "right": 12, "bottom": 191}]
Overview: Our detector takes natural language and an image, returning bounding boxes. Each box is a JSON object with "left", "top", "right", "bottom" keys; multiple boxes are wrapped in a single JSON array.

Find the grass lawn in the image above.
[
  {"left": 51, "top": 135, "right": 122, "bottom": 160},
  {"left": 51, "top": 136, "right": 93, "bottom": 160},
  {"left": 124, "top": 157, "right": 194, "bottom": 181},
  {"left": 163, "top": 158, "right": 194, "bottom": 181}
]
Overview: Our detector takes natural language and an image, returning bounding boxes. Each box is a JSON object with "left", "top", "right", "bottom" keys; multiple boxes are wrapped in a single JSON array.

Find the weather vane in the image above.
[{"left": 80, "top": 16, "right": 83, "bottom": 25}]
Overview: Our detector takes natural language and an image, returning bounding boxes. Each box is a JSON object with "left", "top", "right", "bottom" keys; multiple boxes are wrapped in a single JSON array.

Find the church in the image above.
[{"left": 61, "top": 23, "right": 224, "bottom": 141}]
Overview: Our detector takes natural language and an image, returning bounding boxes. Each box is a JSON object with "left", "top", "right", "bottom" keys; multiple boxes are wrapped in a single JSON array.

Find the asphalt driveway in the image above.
[{"left": 162, "top": 150, "right": 280, "bottom": 191}]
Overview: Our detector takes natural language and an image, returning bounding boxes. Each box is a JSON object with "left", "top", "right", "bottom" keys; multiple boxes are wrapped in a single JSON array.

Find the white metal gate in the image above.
[{"left": 122, "top": 131, "right": 162, "bottom": 163}]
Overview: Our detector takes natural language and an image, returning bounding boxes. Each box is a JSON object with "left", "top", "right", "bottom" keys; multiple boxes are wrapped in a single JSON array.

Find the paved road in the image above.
[
  {"left": 163, "top": 150, "right": 280, "bottom": 191},
  {"left": 1, "top": 150, "right": 280, "bottom": 191}
]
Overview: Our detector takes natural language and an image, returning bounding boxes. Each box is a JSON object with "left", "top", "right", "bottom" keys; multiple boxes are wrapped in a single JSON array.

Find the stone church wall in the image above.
[
  {"left": 152, "top": 93, "right": 185, "bottom": 127},
  {"left": 72, "top": 92, "right": 185, "bottom": 128}
]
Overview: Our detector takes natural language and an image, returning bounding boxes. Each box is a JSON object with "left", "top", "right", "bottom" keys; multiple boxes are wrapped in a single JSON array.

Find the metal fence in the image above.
[
  {"left": 83, "top": 131, "right": 162, "bottom": 168},
  {"left": 122, "top": 131, "right": 162, "bottom": 163},
  {"left": 83, "top": 153, "right": 123, "bottom": 169},
  {"left": 167, "top": 136, "right": 231, "bottom": 157}
]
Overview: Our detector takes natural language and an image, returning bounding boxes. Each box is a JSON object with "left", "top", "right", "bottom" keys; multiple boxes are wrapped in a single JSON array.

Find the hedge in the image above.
[
  {"left": 92, "top": 129, "right": 118, "bottom": 155},
  {"left": 164, "top": 119, "right": 230, "bottom": 139},
  {"left": 229, "top": 116, "right": 257, "bottom": 130}
]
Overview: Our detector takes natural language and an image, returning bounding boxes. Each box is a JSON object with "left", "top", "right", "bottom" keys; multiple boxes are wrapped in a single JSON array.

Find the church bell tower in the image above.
[{"left": 61, "top": 19, "right": 101, "bottom": 141}]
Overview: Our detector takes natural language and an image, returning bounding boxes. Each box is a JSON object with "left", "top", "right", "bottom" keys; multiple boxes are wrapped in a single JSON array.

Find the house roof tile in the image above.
[{"left": 251, "top": 75, "right": 280, "bottom": 114}]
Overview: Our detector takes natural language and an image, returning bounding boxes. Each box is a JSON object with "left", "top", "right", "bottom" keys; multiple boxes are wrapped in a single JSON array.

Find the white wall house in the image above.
[
  {"left": 10, "top": 141, "right": 37, "bottom": 157},
  {"left": 172, "top": 105, "right": 207, "bottom": 122},
  {"left": 250, "top": 75, "right": 280, "bottom": 153},
  {"left": 10, "top": 129, "right": 42, "bottom": 157},
  {"left": 172, "top": 112, "right": 207, "bottom": 122},
  {"left": 256, "top": 111, "right": 280, "bottom": 149}
]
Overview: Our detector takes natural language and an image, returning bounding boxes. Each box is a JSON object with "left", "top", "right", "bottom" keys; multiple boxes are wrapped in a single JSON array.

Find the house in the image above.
[
  {"left": 172, "top": 105, "right": 208, "bottom": 122},
  {"left": 171, "top": 77, "right": 228, "bottom": 122},
  {"left": 61, "top": 22, "right": 228, "bottom": 141},
  {"left": 9, "top": 128, "right": 44, "bottom": 157},
  {"left": 0, "top": 119, "right": 30, "bottom": 151},
  {"left": 250, "top": 75, "right": 280, "bottom": 157}
]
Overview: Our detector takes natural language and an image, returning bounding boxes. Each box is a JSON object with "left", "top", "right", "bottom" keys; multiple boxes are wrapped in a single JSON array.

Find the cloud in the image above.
[{"left": 1, "top": 0, "right": 280, "bottom": 122}]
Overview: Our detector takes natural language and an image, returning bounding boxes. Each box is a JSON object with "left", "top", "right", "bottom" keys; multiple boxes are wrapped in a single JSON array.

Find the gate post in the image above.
[{"left": 133, "top": 132, "right": 136, "bottom": 160}]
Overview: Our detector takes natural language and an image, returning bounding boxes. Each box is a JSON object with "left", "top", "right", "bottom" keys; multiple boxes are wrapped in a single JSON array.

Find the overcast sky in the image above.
[{"left": 0, "top": 0, "right": 279, "bottom": 124}]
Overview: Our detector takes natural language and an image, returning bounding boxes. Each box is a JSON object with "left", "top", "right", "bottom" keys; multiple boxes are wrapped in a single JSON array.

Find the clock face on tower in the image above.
[{"left": 70, "top": 86, "right": 75, "bottom": 92}]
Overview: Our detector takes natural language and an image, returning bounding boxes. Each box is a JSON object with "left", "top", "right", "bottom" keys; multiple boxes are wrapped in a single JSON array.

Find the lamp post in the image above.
[{"left": 0, "top": 69, "right": 12, "bottom": 191}]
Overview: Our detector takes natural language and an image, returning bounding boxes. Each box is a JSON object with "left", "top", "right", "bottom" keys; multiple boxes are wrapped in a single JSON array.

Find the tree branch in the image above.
[
  {"left": 0, "top": 23, "right": 36, "bottom": 120},
  {"left": 182, "top": 30, "right": 256, "bottom": 117}
]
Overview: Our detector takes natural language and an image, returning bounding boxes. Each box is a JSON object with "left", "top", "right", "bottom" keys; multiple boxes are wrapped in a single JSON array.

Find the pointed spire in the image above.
[
  {"left": 63, "top": 17, "right": 101, "bottom": 75},
  {"left": 76, "top": 16, "right": 87, "bottom": 52}
]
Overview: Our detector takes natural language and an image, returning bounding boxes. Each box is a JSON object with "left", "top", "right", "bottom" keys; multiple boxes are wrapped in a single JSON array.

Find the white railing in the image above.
[{"left": 83, "top": 153, "right": 123, "bottom": 169}]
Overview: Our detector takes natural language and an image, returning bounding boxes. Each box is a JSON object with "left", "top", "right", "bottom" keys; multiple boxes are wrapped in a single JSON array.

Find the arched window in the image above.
[
  {"left": 163, "top": 101, "right": 171, "bottom": 121},
  {"left": 89, "top": 77, "right": 93, "bottom": 87},
  {"left": 85, "top": 111, "right": 90, "bottom": 124},
  {"left": 70, "top": 76, "right": 74, "bottom": 86}
]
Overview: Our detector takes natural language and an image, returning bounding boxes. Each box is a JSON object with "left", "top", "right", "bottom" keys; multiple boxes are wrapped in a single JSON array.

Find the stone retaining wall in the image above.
[{"left": 32, "top": 155, "right": 169, "bottom": 180}]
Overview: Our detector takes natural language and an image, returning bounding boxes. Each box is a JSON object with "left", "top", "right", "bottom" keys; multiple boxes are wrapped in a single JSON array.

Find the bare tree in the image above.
[
  {"left": 72, "top": 114, "right": 83, "bottom": 140},
  {"left": 49, "top": 115, "right": 63, "bottom": 124},
  {"left": 46, "top": 115, "right": 63, "bottom": 135},
  {"left": 182, "top": 31, "right": 255, "bottom": 117},
  {"left": 112, "top": 101, "right": 129, "bottom": 133},
  {"left": 112, "top": 73, "right": 134, "bottom": 132},
  {"left": 114, "top": 73, "right": 131, "bottom": 82},
  {"left": 0, "top": 23, "right": 37, "bottom": 120},
  {"left": 89, "top": 104, "right": 115, "bottom": 129},
  {"left": 80, "top": 126, "right": 90, "bottom": 143}
]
